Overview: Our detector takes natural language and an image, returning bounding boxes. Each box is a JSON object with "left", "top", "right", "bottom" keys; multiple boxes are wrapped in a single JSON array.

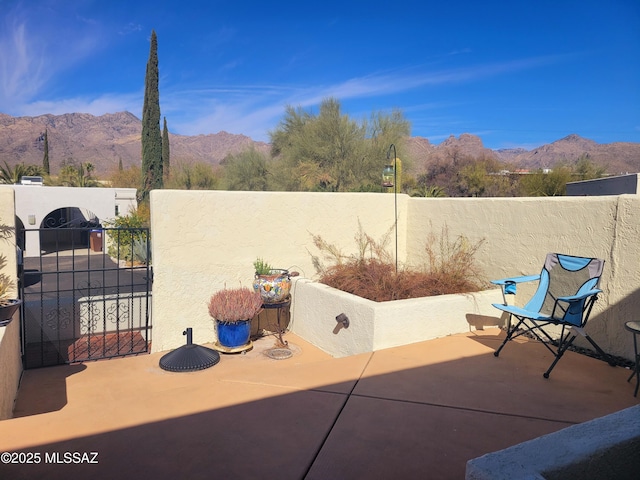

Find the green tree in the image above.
[
  {"left": 574, "top": 155, "right": 606, "bottom": 181},
  {"left": 223, "top": 147, "right": 269, "bottom": 190},
  {"left": 420, "top": 153, "right": 477, "bottom": 196},
  {"left": 140, "top": 29, "right": 163, "bottom": 202},
  {"left": 455, "top": 157, "right": 514, "bottom": 197},
  {"left": 520, "top": 165, "right": 572, "bottom": 196},
  {"left": 109, "top": 165, "right": 142, "bottom": 189},
  {"left": 162, "top": 116, "right": 170, "bottom": 182},
  {"left": 165, "top": 162, "right": 221, "bottom": 190},
  {"left": 269, "top": 98, "right": 410, "bottom": 192},
  {"left": 457, "top": 162, "right": 489, "bottom": 197},
  {"left": 420, "top": 154, "right": 518, "bottom": 197},
  {"left": 42, "top": 129, "right": 50, "bottom": 175}
]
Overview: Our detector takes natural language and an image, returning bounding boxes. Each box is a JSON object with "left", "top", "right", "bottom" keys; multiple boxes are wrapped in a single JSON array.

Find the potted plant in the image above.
[
  {"left": 252, "top": 258, "right": 291, "bottom": 304},
  {"left": 0, "top": 254, "right": 21, "bottom": 327},
  {"left": 0, "top": 219, "right": 21, "bottom": 327},
  {"left": 208, "top": 287, "right": 263, "bottom": 351}
]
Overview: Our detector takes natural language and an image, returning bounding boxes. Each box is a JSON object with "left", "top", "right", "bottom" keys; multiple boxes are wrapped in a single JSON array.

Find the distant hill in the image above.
[
  {"left": 405, "top": 133, "right": 640, "bottom": 175},
  {"left": 0, "top": 111, "right": 270, "bottom": 175},
  {"left": 1, "top": 112, "right": 639, "bottom": 176}
]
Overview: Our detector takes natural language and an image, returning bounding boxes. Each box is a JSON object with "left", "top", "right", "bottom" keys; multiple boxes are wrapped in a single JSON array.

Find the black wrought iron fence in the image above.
[{"left": 20, "top": 227, "right": 152, "bottom": 369}]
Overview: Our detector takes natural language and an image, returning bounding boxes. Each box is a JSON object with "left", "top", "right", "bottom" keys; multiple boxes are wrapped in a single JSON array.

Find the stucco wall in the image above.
[
  {"left": 150, "top": 191, "right": 640, "bottom": 361},
  {"left": 466, "top": 404, "right": 640, "bottom": 480},
  {"left": 0, "top": 187, "right": 22, "bottom": 420},
  {"left": 404, "top": 195, "right": 640, "bottom": 357},
  {"left": 290, "top": 277, "right": 503, "bottom": 357},
  {"left": 150, "top": 190, "right": 408, "bottom": 352}
]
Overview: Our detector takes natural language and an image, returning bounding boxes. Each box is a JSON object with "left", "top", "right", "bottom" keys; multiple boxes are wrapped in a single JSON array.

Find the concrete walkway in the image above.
[{"left": 0, "top": 328, "right": 638, "bottom": 479}]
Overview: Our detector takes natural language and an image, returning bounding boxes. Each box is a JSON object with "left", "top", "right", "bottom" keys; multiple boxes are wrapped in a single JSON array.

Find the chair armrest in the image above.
[
  {"left": 557, "top": 289, "right": 602, "bottom": 303},
  {"left": 491, "top": 274, "right": 540, "bottom": 286},
  {"left": 492, "top": 274, "right": 540, "bottom": 298}
]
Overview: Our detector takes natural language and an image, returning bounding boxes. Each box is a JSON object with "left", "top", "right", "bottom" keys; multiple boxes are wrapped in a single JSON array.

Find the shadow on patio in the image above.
[{"left": 1, "top": 329, "right": 638, "bottom": 480}]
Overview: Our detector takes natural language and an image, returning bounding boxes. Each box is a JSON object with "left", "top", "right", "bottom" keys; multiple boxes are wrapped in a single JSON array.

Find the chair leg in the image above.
[
  {"left": 494, "top": 314, "right": 517, "bottom": 357},
  {"left": 582, "top": 332, "right": 616, "bottom": 367},
  {"left": 494, "top": 336, "right": 509, "bottom": 357},
  {"left": 543, "top": 333, "right": 577, "bottom": 379}
]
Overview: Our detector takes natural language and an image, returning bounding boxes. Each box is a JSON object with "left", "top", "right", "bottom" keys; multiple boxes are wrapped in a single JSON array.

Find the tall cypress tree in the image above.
[
  {"left": 140, "top": 29, "right": 162, "bottom": 202},
  {"left": 42, "top": 129, "right": 50, "bottom": 175},
  {"left": 162, "top": 116, "right": 170, "bottom": 181}
]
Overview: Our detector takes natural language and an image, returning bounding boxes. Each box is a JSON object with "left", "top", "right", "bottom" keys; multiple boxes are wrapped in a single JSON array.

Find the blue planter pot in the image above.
[{"left": 216, "top": 319, "right": 251, "bottom": 348}]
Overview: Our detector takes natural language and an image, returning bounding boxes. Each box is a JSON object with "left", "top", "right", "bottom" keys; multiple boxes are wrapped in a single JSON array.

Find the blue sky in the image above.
[{"left": 0, "top": 0, "right": 638, "bottom": 149}]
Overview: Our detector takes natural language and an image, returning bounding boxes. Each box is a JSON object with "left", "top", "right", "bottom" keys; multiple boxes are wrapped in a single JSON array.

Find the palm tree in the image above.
[
  {"left": 0, "top": 161, "right": 44, "bottom": 184},
  {"left": 59, "top": 162, "right": 99, "bottom": 187}
]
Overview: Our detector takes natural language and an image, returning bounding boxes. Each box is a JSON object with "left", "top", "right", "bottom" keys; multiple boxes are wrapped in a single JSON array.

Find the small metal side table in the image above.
[
  {"left": 625, "top": 321, "right": 640, "bottom": 397},
  {"left": 258, "top": 297, "right": 291, "bottom": 347}
]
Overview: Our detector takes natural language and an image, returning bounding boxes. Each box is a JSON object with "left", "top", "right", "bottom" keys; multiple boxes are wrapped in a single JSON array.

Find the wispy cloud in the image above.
[
  {"left": 0, "top": 12, "right": 568, "bottom": 146},
  {"left": 0, "top": 3, "right": 106, "bottom": 112},
  {"left": 165, "top": 54, "right": 568, "bottom": 140},
  {"left": 118, "top": 22, "right": 143, "bottom": 36},
  {"left": 0, "top": 17, "right": 48, "bottom": 107}
]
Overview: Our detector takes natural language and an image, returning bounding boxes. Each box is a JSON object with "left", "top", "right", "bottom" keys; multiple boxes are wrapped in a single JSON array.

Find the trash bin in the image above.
[{"left": 90, "top": 229, "right": 103, "bottom": 252}]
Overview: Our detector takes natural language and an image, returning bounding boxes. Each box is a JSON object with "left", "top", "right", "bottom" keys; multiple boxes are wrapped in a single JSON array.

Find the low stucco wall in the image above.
[
  {"left": 466, "top": 404, "right": 640, "bottom": 480},
  {"left": 290, "top": 277, "right": 503, "bottom": 357},
  {"left": 149, "top": 191, "right": 640, "bottom": 361},
  {"left": 0, "top": 187, "right": 22, "bottom": 420}
]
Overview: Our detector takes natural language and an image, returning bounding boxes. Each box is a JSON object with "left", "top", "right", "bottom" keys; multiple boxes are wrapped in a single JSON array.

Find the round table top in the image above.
[{"left": 625, "top": 321, "right": 640, "bottom": 333}]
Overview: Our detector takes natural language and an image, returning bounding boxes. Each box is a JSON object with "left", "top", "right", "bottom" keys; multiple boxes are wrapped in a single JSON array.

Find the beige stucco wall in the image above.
[
  {"left": 404, "top": 195, "right": 640, "bottom": 356},
  {"left": 150, "top": 190, "right": 640, "bottom": 361},
  {"left": 150, "top": 190, "right": 409, "bottom": 352},
  {"left": 0, "top": 187, "right": 22, "bottom": 420}
]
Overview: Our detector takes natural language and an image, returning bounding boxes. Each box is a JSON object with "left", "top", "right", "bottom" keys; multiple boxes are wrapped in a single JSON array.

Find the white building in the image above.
[{"left": 5, "top": 185, "right": 137, "bottom": 257}]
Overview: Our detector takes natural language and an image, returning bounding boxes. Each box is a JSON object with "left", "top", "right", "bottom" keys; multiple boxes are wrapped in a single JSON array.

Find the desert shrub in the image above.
[
  {"left": 310, "top": 222, "right": 486, "bottom": 301},
  {"left": 104, "top": 209, "right": 149, "bottom": 264},
  {"left": 424, "top": 224, "right": 486, "bottom": 291}
]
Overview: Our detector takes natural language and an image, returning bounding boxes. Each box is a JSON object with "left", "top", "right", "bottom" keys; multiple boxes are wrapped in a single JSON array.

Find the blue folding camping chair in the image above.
[{"left": 492, "top": 253, "right": 614, "bottom": 378}]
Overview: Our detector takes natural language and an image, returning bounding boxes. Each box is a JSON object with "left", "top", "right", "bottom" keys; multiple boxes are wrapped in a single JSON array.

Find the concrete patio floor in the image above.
[{"left": 0, "top": 328, "right": 638, "bottom": 479}]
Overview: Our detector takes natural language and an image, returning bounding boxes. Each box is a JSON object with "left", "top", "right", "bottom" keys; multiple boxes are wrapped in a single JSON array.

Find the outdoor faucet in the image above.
[{"left": 335, "top": 313, "right": 350, "bottom": 329}]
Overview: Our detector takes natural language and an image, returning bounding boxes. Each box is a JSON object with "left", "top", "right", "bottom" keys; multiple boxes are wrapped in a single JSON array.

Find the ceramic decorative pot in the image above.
[
  {"left": 0, "top": 299, "right": 21, "bottom": 327},
  {"left": 253, "top": 269, "right": 291, "bottom": 304},
  {"left": 216, "top": 319, "right": 251, "bottom": 348}
]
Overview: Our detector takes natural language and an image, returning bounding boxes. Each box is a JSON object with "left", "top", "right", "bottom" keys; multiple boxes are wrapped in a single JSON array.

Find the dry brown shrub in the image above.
[{"left": 310, "top": 222, "right": 486, "bottom": 302}]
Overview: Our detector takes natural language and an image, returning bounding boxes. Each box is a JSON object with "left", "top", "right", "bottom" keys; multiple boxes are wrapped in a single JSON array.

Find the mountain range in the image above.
[{"left": 1, "top": 111, "right": 639, "bottom": 176}]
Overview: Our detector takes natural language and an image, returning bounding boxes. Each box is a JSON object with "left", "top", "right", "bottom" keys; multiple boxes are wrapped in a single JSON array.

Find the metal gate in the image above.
[{"left": 20, "top": 227, "right": 152, "bottom": 369}]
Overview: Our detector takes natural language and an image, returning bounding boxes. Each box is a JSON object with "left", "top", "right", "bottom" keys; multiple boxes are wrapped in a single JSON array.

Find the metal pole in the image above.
[{"left": 387, "top": 144, "right": 398, "bottom": 273}]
